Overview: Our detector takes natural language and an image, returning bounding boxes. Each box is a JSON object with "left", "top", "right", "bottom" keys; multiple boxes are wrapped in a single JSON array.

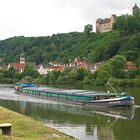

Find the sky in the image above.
[{"left": 0, "top": 0, "right": 139, "bottom": 40}]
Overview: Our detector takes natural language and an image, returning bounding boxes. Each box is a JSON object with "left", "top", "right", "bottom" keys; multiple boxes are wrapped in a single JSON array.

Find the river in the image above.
[{"left": 0, "top": 84, "right": 140, "bottom": 140}]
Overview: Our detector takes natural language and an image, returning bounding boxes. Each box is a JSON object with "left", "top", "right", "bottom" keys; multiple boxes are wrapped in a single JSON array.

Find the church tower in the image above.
[
  {"left": 20, "top": 46, "right": 25, "bottom": 64},
  {"left": 133, "top": 3, "right": 139, "bottom": 16}
]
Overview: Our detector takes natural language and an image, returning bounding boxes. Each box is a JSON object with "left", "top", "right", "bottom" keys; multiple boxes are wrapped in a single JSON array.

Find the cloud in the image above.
[
  {"left": 0, "top": 0, "right": 139, "bottom": 39},
  {"left": 50, "top": 0, "right": 137, "bottom": 23}
]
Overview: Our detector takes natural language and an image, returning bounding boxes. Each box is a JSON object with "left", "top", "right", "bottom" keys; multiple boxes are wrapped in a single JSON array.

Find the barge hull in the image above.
[
  {"left": 15, "top": 90, "right": 134, "bottom": 108},
  {"left": 86, "top": 96, "right": 134, "bottom": 108}
]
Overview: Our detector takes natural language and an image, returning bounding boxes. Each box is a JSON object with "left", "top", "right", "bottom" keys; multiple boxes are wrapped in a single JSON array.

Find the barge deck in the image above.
[{"left": 15, "top": 85, "right": 134, "bottom": 108}]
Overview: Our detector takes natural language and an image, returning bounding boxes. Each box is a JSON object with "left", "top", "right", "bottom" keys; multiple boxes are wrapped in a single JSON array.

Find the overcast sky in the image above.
[{"left": 0, "top": 0, "right": 139, "bottom": 40}]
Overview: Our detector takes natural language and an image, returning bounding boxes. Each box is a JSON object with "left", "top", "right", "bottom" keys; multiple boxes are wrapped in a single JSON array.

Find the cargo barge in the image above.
[{"left": 15, "top": 84, "right": 134, "bottom": 108}]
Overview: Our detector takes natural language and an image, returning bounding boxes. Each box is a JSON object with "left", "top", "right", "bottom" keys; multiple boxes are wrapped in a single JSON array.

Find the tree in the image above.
[
  {"left": 45, "top": 71, "right": 60, "bottom": 83},
  {"left": 6, "top": 67, "right": 16, "bottom": 78},
  {"left": 21, "top": 76, "right": 33, "bottom": 83},
  {"left": 135, "top": 8, "right": 140, "bottom": 17},
  {"left": 0, "top": 72, "right": 4, "bottom": 78},
  {"left": 94, "top": 55, "right": 126, "bottom": 85},
  {"left": 22, "top": 64, "right": 39, "bottom": 79},
  {"left": 113, "top": 15, "right": 140, "bottom": 34},
  {"left": 108, "top": 55, "right": 126, "bottom": 78},
  {"left": 84, "top": 24, "right": 93, "bottom": 36},
  {"left": 95, "top": 63, "right": 112, "bottom": 85}
]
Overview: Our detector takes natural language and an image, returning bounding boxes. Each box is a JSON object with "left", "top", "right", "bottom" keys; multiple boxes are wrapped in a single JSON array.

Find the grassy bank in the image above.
[{"left": 0, "top": 106, "right": 74, "bottom": 140}]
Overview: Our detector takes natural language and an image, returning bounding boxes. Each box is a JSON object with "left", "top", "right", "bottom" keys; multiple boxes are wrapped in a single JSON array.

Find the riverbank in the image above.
[{"left": 0, "top": 106, "right": 75, "bottom": 140}]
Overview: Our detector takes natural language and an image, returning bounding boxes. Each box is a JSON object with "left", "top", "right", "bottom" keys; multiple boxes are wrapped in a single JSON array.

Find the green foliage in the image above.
[
  {"left": 84, "top": 24, "right": 93, "bottom": 36},
  {"left": 22, "top": 64, "right": 39, "bottom": 79},
  {"left": 0, "top": 72, "right": 4, "bottom": 78},
  {"left": 45, "top": 68, "right": 93, "bottom": 85},
  {"left": 135, "top": 8, "right": 140, "bottom": 17},
  {"left": 0, "top": 32, "right": 85, "bottom": 64},
  {"left": 135, "top": 57, "right": 140, "bottom": 68},
  {"left": 5, "top": 67, "right": 16, "bottom": 78},
  {"left": 113, "top": 15, "right": 140, "bottom": 34},
  {"left": 21, "top": 76, "right": 33, "bottom": 83},
  {"left": 0, "top": 78, "right": 14, "bottom": 84},
  {"left": 0, "top": 30, "right": 140, "bottom": 65},
  {"left": 45, "top": 71, "right": 60, "bottom": 84},
  {"left": 108, "top": 77, "right": 140, "bottom": 87},
  {"left": 94, "top": 55, "right": 126, "bottom": 85}
]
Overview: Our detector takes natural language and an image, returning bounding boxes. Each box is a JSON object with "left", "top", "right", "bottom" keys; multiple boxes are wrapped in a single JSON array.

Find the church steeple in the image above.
[
  {"left": 133, "top": 3, "right": 138, "bottom": 8},
  {"left": 20, "top": 46, "right": 25, "bottom": 64},
  {"left": 133, "top": 3, "right": 139, "bottom": 16}
]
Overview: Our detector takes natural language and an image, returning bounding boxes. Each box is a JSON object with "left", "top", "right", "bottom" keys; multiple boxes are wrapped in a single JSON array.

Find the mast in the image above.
[{"left": 107, "top": 81, "right": 118, "bottom": 94}]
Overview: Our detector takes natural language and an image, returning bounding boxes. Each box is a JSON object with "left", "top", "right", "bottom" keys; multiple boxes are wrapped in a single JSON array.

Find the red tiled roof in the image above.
[
  {"left": 127, "top": 61, "right": 137, "bottom": 71},
  {"left": 48, "top": 66, "right": 65, "bottom": 71},
  {"left": 9, "top": 63, "right": 25, "bottom": 72}
]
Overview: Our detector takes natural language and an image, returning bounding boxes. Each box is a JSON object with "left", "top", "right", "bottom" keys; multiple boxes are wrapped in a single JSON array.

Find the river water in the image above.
[{"left": 0, "top": 85, "right": 140, "bottom": 140}]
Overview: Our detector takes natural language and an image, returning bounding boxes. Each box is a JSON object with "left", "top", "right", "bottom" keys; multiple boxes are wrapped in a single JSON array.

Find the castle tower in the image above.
[
  {"left": 20, "top": 46, "right": 25, "bottom": 64},
  {"left": 133, "top": 3, "right": 139, "bottom": 16}
]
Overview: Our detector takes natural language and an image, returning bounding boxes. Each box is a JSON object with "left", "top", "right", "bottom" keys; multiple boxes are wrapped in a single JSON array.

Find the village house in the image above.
[
  {"left": 49, "top": 61, "right": 61, "bottom": 67},
  {"left": 37, "top": 64, "right": 48, "bottom": 75},
  {"left": 47, "top": 61, "right": 65, "bottom": 72},
  {"left": 65, "top": 58, "right": 104, "bottom": 73},
  {"left": 88, "top": 62, "right": 104, "bottom": 73},
  {"left": 126, "top": 61, "right": 137, "bottom": 71},
  {"left": 47, "top": 65, "right": 65, "bottom": 72},
  {"left": 7, "top": 49, "right": 46, "bottom": 75},
  {"left": 73, "top": 57, "right": 88, "bottom": 69},
  {"left": 7, "top": 53, "right": 26, "bottom": 73}
]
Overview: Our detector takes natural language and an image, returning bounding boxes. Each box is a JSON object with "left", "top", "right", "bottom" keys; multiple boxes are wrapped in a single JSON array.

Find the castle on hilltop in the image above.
[
  {"left": 96, "top": 14, "right": 116, "bottom": 33},
  {"left": 96, "top": 3, "right": 139, "bottom": 33}
]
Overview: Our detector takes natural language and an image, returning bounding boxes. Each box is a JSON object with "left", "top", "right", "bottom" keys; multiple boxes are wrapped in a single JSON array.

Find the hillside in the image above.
[{"left": 0, "top": 30, "right": 140, "bottom": 67}]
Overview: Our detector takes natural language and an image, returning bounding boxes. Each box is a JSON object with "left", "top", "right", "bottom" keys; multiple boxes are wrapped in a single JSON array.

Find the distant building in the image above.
[
  {"left": 88, "top": 62, "right": 104, "bottom": 73},
  {"left": 19, "top": 51, "right": 25, "bottom": 64},
  {"left": 7, "top": 51, "right": 26, "bottom": 73},
  {"left": 49, "top": 61, "right": 60, "bottom": 67},
  {"left": 47, "top": 65, "right": 65, "bottom": 72},
  {"left": 7, "top": 47, "right": 44, "bottom": 74},
  {"left": 37, "top": 64, "right": 48, "bottom": 75},
  {"left": 74, "top": 57, "right": 88, "bottom": 69},
  {"left": 132, "top": 3, "right": 140, "bottom": 16},
  {"left": 7, "top": 63, "right": 25, "bottom": 73},
  {"left": 126, "top": 61, "right": 137, "bottom": 71},
  {"left": 96, "top": 14, "right": 117, "bottom": 33}
]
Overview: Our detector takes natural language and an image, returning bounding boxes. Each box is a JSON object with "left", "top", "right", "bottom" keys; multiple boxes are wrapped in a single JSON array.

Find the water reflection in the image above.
[
  {"left": 18, "top": 100, "right": 134, "bottom": 120},
  {"left": 0, "top": 99, "right": 136, "bottom": 140}
]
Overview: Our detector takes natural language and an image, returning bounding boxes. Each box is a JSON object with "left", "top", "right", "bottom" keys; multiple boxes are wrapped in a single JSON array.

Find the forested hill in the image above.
[{"left": 0, "top": 15, "right": 140, "bottom": 66}]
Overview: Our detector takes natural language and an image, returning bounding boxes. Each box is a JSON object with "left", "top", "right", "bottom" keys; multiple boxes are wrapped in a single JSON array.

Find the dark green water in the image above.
[{"left": 0, "top": 85, "right": 140, "bottom": 140}]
